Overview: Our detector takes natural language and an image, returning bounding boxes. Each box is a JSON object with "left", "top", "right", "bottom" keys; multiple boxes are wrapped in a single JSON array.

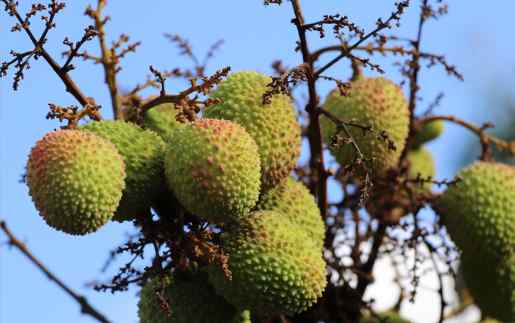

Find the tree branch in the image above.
[
  {"left": 0, "top": 220, "right": 111, "bottom": 323},
  {"left": 86, "top": 0, "right": 123, "bottom": 119},
  {"left": 2, "top": 0, "right": 91, "bottom": 106},
  {"left": 313, "top": 1, "right": 409, "bottom": 79},
  {"left": 290, "top": 0, "right": 328, "bottom": 222},
  {"left": 417, "top": 115, "right": 515, "bottom": 159}
]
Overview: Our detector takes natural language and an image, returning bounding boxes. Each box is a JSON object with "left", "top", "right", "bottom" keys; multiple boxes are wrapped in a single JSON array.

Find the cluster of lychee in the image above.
[
  {"left": 26, "top": 69, "right": 514, "bottom": 322},
  {"left": 26, "top": 71, "right": 326, "bottom": 322},
  {"left": 320, "top": 74, "right": 514, "bottom": 322}
]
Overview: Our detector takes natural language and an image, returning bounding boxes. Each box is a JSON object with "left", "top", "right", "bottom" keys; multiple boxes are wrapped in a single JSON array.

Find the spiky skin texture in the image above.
[
  {"left": 436, "top": 162, "right": 515, "bottom": 258},
  {"left": 26, "top": 130, "right": 125, "bottom": 235},
  {"left": 321, "top": 77, "right": 409, "bottom": 175},
  {"left": 204, "top": 71, "right": 301, "bottom": 188},
  {"left": 82, "top": 120, "right": 166, "bottom": 221},
  {"left": 165, "top": 119, "right": 261, "bottom": 223},
  {"left": 209, "top": 210, "right": 327, "bottom": 315},
  {"left": 257, "top": 177, "right": 324, "bottom": 250},
  {"left": 143, "top": 103, "right": 183, "bottom": 141},
  {"left": 436, "top": 162, "right": 515, "bottom": 321},
  {"left": 360, "top": 311, "right": 410, "bottom": 323},
  {"left": 460, "top": 253, "right": 514, "bottom": 321},
  {"left": 138, "top": 272, "right": 247, "bottom": 323},
  {"left": 412, "top": 120, "right": 444, "bottom": 148},
  {"left": 406, "top": 147, "right": 435, "bottom": 192}
]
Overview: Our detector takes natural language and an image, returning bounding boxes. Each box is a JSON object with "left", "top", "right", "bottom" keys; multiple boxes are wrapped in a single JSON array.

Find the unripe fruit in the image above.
[
  {"left": 412, "top": 120, "right": 444, "bottom": 148},
  {"left": 321, "top": 77, "right": 409, "bottom": 176},
  {"left": 209, "top": 210, "right": 327, "bottom": 315},
  {"left": 257, "top": 177, "right": 324, "bottom": 250},
  {"left": 436, "top": 161, "right": 515, "bottom": 258},
  {"left": 406, "top": 147, "right": 435, "bottom": 192},
  {"left": 205, "top": 71, "right": 301, "bottom": 188},
  {"left": 143, "top": 103, "right": 183, "bottom": 141},
  {"left": 435, "top": 162, "right": 515, "bottom": 321},
  {"left": 82, "top": 120, "right": 166, "bottom": 221},
  {"left": 26, "top": 130, "right": 125, "bottom": 235},
  {"left": 460, "top": 253, "right": 514, "bottom": 322},
  {"left": 165, "top": 119, "right": 261, "bottom": 223},
  {"left": 138, "top": 271, "right": 248, "bottom": 323}
]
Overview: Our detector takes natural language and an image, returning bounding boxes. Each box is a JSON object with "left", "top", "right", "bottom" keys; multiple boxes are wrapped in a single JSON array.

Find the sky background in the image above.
[{"left": 1, "top": 1, "right": 514, "bottom": 323}]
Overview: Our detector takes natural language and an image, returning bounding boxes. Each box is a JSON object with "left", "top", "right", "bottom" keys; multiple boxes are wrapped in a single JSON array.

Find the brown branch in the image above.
[
  {"left": 61, "top": 25, "right": 98, "bottom": 72},
  {"left": 313, "top": 1, "right": 409, "bottom": 78},
  {"left": 0, "top": 220, "right": 111, "bottom": 323},
  {"left": 2, "top": 0, "right": 91, "bottom": 106},
  {"left": 290, "top": 0, "right": 328, "bottom": 222},
  {"left": 312, "top": 44, "right": 463, "bottom": 80},
  {"left": 408, "top": 0, "right": 428, "bottom": 133},
  {"left": 417, "top": 115, "right": 515, "bottom": 159},
  {"left": 138, "top": 67, "right": 230, "bottom": 115},
  {"left": 356, "top": 223, "right": 387, "bottom": 296},
  {"left": 46, "top": 103, "right": 101, "bottom": 128},
  {"left": 86, "top": 0, "right": 122, "bottom": 119},
  {"left": 422, "top": 238, "right": 447, "bottom": 323}
]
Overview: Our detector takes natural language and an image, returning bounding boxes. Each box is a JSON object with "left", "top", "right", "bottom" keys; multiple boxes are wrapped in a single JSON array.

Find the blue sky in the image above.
[{"left": 1, "top": 1, "right": 514, "bottom": 323}]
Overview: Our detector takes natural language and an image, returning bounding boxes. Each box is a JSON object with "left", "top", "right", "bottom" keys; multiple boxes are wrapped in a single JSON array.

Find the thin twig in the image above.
[
  {"left": 290, "top": 0, "right": 328, "bottom": 221},
  {"left": 313, "top": 1, "right": 410, "bottom": 78},
  {"left": 2, "top": 0, "right": 91, "bottom": 106},
  {"left": 422, "top": 238, "right": 447, "bottom": 323},
  {"left": 86, "top": 0, "right": 123, "bottom": 119},
  {"left": 138, "top": 67, "right": 230, "bottom": 115},
  {"left": 0, "top": 220, "right": 111, "bottom": 323},
  {"left": 418, "top": 115, "right": 515, "bottom": 159}
]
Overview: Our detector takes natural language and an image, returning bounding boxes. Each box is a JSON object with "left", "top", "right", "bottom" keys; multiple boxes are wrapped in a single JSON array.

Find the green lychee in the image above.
[
  {"left": 26, "top": 130, "right": 125, "bottom": 235},
  {"left": 257, "top": 177, "right": 324, "bottom": 250},
  {"left": 460, "top": 252, "right": 514, "bottom": 322},
  {"left": 321, "top": 77, "right": 409, "bottom": 175},
  {"left": 82, "top": 120, "right": 166, "bottom": 221},
  {"left": 406, "top": 147, "right": 435, "bottom": 192},
  {"left": 165, "top": 118, "right": 261, "bottom": 223},
  {"left": 204, "top": 71, "right": 301, "bottom": 188},
  {"left": 143, "top": 103, "right": 183, "bottom": 141},
  {"left": 138, "top": 271, "right": 248, "bottom": 323},
  {"left": 209, "top": 210, "right": 327, "bottom": 315},
  {"left": 435, "top": 161, "right": 515, "bottom": 321},
  {"left": 436, "top": 161, "right": 515, "bottom": 258},
  {"left": 412, "top": 120, "right": 444, "bottom": 148}
]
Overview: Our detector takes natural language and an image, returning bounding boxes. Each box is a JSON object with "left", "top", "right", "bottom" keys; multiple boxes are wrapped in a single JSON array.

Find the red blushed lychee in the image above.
[{"left": 26, "top": 129, "right": 126, "bottom": 235}]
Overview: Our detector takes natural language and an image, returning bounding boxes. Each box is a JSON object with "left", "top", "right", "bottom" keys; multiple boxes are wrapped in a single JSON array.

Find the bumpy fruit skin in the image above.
[
  {"left": 460, "top": 253, "right": 514, "bottom": 322},
  {"left": 26, "top": 130, "right": 125, "bottom": 235},
  {"left": 165, "top": 119, "right": 261, "bottom": 223},
  {"left": 412, "top": 120, "right": 444, "bottom": 148},
  {"left": 138, "top": 271, "right": 247, "bottom": 323},
  {"left": 257, "top": 177, "right": 325, "bottom": 250},
  {"left": 204, "top": 71, "right": 301, "bottom": 188},
  {"left": 321, "top": 77, "right": 409, "bottom": 175},
  {"left": 360, "top": 311, "right": 410, "bottom": 323},
  {"left": 436, "top": 162, "right": 515, "bottom": 321},
  {"left": 209, "top": 210, "right": 327, "bottom": 315},
  {"left": 143, "top": 103, "right": 183, "bottom": 141},
  {"left": 82, "top": 120, "right": 166, "bottom": 221},
  {"left": 406, "top": 147, "right": 435, "bottom": 192},
  {"left": 436, "top": 162, "right": 515, "bottom": 258}
]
